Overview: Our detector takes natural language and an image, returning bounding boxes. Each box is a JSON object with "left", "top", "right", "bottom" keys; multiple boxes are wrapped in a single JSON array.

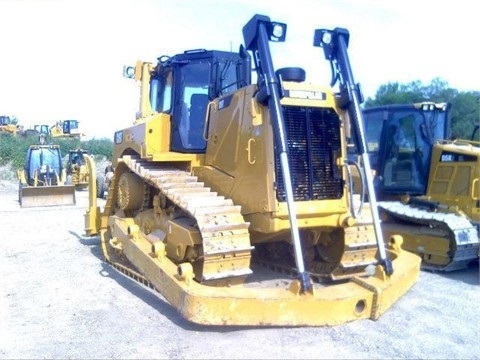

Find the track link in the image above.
[
  {"left": 252, "top": 202, "right": 381, "bottom": 282},
  {"left": 101, "top": 156, "right": 390, "bottom": 287},
  {"left": 106, "top": 155, "right": 253, "bottom": 284},
  {"left": 379, "top": 201, "right": 479, "bottom": 271}
]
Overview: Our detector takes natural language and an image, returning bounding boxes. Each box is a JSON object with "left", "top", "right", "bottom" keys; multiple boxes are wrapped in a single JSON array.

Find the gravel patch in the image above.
[{"left": 0, "top": 180, "right": 478, "bottom": 359}]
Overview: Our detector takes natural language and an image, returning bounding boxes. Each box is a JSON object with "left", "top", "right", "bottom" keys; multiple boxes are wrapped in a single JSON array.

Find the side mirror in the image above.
[{"left": 123, "top": 65, "right": 135, "bottom": 79}]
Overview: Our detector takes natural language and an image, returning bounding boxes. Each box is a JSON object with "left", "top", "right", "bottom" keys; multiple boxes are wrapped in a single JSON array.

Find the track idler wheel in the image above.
[
  {"left": 305, "top": 229, "right": 344, "bottom": 275},
  {"left": 117, "top": 172, "right": 145, "bottom": 211}
]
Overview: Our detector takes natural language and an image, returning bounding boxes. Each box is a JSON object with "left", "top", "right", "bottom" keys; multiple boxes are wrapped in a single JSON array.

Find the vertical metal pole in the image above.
[
  {"left": 335, "top": 33, "right": 393, "bottom": 275},
  {"left": 255, "top": 22, "right": 312, "bottom": 292}
]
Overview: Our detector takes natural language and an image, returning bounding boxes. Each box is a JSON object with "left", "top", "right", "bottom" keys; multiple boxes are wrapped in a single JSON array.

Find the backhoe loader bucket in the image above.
[{"left": 19, "top": 184, "right": 76, "bottom": 208}]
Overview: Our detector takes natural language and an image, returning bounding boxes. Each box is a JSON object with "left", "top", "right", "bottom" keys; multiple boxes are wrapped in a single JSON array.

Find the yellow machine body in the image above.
[
  {"left": 0, "top": 115, "right": 21, "bottom": 134},
  {"left": 360, "top": 102, "right": 479, "bottom": 271},
  {"left": 66, "top": 149, "right": 90, "bottom": 190},
  {"left": 84, "top": 15, "right": 420, "bottom": 326},
  {"left": 84, "top": 153, "right": 419, "bottom": 326},
  {"left": 379, "top": 140, "right": 480, "bottom": 270},
  {"left": 30, "top": 120, "right": 84, "bottom": 139}
]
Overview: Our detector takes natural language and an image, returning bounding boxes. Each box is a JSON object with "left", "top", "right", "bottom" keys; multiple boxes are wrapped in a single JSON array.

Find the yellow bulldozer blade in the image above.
[
  {"left": 19, "top": 185, "right": 76, "bottom": 208},
  {"left": 101, "top": 221, "right": 421, "bottom": 326}
]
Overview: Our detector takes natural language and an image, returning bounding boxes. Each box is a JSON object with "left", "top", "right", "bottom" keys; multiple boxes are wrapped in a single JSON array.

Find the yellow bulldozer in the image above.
[
  {"left": 50, "top": 120, "right": 84, "bottom": 139},
  {"left": 83, "top": 14, "right": 420, "bottom": 327},
  {"left": 359, "top": 102, "right": 480, "bottom": 271},
  {"left": 26, "top": 120, "right": 84, "bottom": 139},
  {"left": 18, "top": 138, "right": 76, "bottom": 207},
  {"left": 0, "top": 115, "right": 22, "bottom": 134},
  {"left": 65, "top": 148, "right": 90, "bottom": 190}
]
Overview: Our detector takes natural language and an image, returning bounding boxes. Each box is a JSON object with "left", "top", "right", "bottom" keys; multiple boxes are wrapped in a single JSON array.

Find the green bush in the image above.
[
  {"left": 0, "top": 133, "right": 15, "bottom": 165},
  {"left": 81, "top": 137, "right": 114, "bottom": 159},
  {"left": 0, "top": 133, "right": 40, "bottom": 169}
]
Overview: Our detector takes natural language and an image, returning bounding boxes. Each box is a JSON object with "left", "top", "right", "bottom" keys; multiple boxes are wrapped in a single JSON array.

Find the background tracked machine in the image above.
[
  {"left": 17, "top": 136, "right": 76, "bottom": 208},
  {"left": 65, "top": 148, "right": 90, "bottom": 190},
  {"left": 26, "top": 120, "right": 84, "bottom": 139},
  {"left": 359, "top": 102, "right": 480, "bottom": 271},
  {"left": 0, "top": 115, "right": 22, "bottom": 135},
  {"left": 84, "top": 14, "right": 420, "bottom": 327}
]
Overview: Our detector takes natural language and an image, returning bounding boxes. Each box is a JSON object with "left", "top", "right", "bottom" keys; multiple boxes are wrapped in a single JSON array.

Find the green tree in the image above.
[
  {"left": 81, "top": 137, "right": 114, "bottom": 159},
  {"left": 450, "top": 91, "right": 480, "bottom": 140}
]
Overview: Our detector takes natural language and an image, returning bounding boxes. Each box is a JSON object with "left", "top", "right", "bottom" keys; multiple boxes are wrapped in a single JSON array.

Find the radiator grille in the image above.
[{"left": 275, "top": 106, "right": 344, "bottom": 201}]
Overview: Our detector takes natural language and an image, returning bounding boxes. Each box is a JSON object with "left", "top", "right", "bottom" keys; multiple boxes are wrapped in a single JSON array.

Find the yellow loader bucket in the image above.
[{"left": 19, "top": 185, "right": 76, "bottom": 208}]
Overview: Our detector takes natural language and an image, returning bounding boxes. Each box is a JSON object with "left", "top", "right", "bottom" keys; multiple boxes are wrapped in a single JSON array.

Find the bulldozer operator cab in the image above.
[
  {"left": 362, "top": 102, "right": 451, "bottom": 196},
  {"left": 0, "top": 116, "right": 16, "bottom": 126},
  {"left": 67, "top": 149, "right": 87, "bottom": 167},
  {"left": 61, "top": 120, "right": 79, "bottom": 135},
  {"left": 143, "top": 49, "right": 251, "bottom": 153},
  {"left": 25, "top": 146, "right": 63, "bottom": 186}
]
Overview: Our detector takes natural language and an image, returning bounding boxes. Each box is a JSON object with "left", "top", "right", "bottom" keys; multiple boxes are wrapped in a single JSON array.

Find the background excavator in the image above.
[
  {"left": 359, "top": 102, "right": 479, "bottom": 271},
  {"left": 17, "top": 135, "right": 76, "bottom": 207},
  {"left": 83, "top": 14, "right": 420, "bottom": 326}
]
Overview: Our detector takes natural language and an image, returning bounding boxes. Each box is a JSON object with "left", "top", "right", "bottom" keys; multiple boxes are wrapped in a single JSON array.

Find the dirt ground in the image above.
[{"left": 0, "top": 178, "right": 479, "bottom": 359}]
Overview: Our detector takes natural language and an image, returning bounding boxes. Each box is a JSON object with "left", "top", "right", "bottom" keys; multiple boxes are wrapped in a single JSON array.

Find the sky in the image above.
[{"left": 0, "top": 0, "right": 478, "bottom": 140}]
